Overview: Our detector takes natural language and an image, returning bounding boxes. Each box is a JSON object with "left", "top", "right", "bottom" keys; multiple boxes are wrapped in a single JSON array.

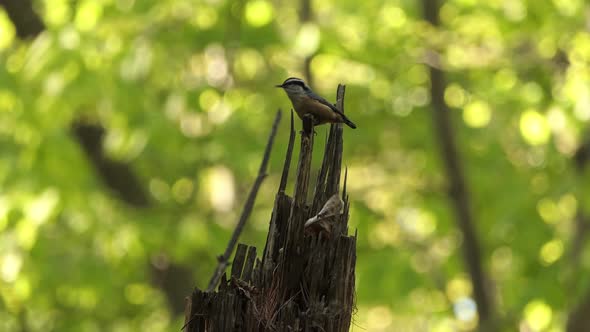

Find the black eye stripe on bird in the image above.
[
  {"left": 284, "top": 77, "right": 305, "bottom": 85},
  {"left": 275, "top": 77, "right": 357, "bottom": 129}
]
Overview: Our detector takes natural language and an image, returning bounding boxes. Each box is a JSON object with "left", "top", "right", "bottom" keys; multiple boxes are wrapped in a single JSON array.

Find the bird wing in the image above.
[{"left": 308, "top": 91, "right": 347, "bottom": 119}]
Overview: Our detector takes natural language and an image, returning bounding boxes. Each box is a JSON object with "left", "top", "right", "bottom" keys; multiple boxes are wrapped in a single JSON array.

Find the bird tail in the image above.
[{"left": 341, "top": 114, "right": 357, "bottom": 129}]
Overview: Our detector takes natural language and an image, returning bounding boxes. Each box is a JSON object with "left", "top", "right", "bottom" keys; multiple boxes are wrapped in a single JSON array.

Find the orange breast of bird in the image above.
[{"left": 294, "top": 98, "right": 341, "bottom": 125}]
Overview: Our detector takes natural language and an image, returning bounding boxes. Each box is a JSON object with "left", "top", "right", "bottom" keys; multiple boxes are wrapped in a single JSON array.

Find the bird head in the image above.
[{"left": 275, "top": 77, "right": 310, "bottom": 97}]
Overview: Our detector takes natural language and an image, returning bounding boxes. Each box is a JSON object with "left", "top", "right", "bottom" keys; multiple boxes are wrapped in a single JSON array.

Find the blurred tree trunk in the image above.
[
  {"left": 567, "top": 293, "right": 590, "bottom": 332},
  {"left": 183, "top": 86, "right": 356, "bottom": 332},
  {"left": 0, "top": 0, "right": 44, "bottom": 38},
  {"left": 421, "top": 0, "right": 493, "bottom": 327}
]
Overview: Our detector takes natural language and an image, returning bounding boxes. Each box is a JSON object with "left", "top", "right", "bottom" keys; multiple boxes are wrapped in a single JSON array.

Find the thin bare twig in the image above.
[
  {"left": 312, "top": 85, "right": 346, "bottom": 213},
  {"left": 279, "top": 111, "right": 295, "bottom": 193},
  {"left": 206, "top": 110, "right": 282, "bottom": 291},
  {"left": 422, "top": 0, "right": 492, "bottom": 324}
]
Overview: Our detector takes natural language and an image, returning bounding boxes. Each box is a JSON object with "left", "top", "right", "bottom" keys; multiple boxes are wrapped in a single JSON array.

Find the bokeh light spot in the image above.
[
  {"left": 444, "top": 84, "right": 467, "bottom": 108},
  {"left": 537, "top": 37, "right": 556, "bottom": 58},
  {"left": 0, "top": 90, "right": 17, "bottom": 112},
  {"left": 59, "top": 27, "right": 80, "bottom": 49},
  {"left": 180, "top": 113, "right": 205, "bottom": 137},
  {"left": 539, "top": 239, "right": 564, "bottom": 265},
  {"left": 558, "top": 193, "right": 577, "bottom": 220},
  {"left": 552, "top": 0, "right": 582, "bottom": 16},
  {"left": 396, "top": 207, "right": 436, "bottom": 240},
  {"left": 165, "top": 93, "right": 186, "bottom": 120},
  {"left": 234, "top": 49, "right": 266, "bottom": 80},
  {"left": 121, "top": 41, "right": 154, "bottom": 80},
  {"left": 75, "top": 1, "right": 103, "bottom": 31},
  {"left": 491, "top": 246, "right": 513, "bottom": 275},
  {"left": 410, "top": 87, "right": 429, "bottom": 107},
  {"left": 335, "top": 16, "right": 367, "bottom": 51},
  {"left": 380, "top": 5, "right": 407, "bottom": 29},
  {"left": 494, "top": 69, "right": 517, "bottom": 91},
  {"left": 453, "top": 297, "right": 477, "bottom": 322},
  {"left": 25, "top": 189, "right": 59, "bottom": 225},
  {"left": 295, "top": 23, "right": 320, "bottom": 56},
  {"left": 1, "top": 252, "right": 22, "bottom": 283},
  {"left": 193, "top": 6, "right": 218, "bottom": 29},
  {"left": 546, "top": 106, "right": 566, "bottom": 133},
  {"left": 455, "top": 0, "right": 477, "bottom": 7},
  {"left": 369, "top": 78, "right": 391, "bottom": 100},
  {"left": 432, "top": 318, "right": 454, "bottom": 332},
  {"left": 78, "top": 287, "right": 98, "bottom": 309},
  {"left": 205, "top": 166, "right": 235, "bottom": 213},
  {"left": 574, "top": 90, "right": 590, "bottom": 121},
  {"left": 463, "top": 100, "right": 491, "bottom": 128},
  {"left": 200, "top": 89, "right": 221, "bottom": 111},
  {"left": 524, "top": 300, "right": 552, "bottom": 331},
  {"left": 245, "top": 0, "right": 274, "bottom": 27},
  {"left": 367, "top": 306, "right": 392, "bottom": 330},
  {"left": 446, "top": 276, "right": 472, "bottom": 301},
  {"left": 0, "top": 198, "right": 8, "bottom": 232},
  {"left": 369, "top": 221, "right": 400, "bottom": 248},
  {"left": 204, "top": 44, "right": 228, "bottom": 87},
  {"left": 503, "top": 0, "right": 527, "bottom": 21},
  {"left": 125, "top": 283, "right": 150, "bottom": 305},
  {"left": 408, "top": 65, "right": 428, "bottom": 85},
  {"left": 16, "top": 219, "right": 38, "bottom": 249},
  {"left": 14, "top": 277, "right": 31, "bottom": 301},
  {"left": 44, "top": 72, "right": 65, "bottom": 96},
  {"left": 172, "top": 178, "right": 194, "bottom": 203},
  {"left": 149, "top": 178, "right": 170, "bottom": 202},
  {"left": 0, "top": 9, "right": 15, "bottom": 50},
  {"left": 537, "top": 198, "right": 560, "bottom": 224},
  {"left": 45, "top": 0, "right": 72, "bottom": 26},
  {"left": 520, "top": 110, "right": 550, "bottom": 145},
  {"left": 522, "top": 82, "right": 544, "bottom": 104}
]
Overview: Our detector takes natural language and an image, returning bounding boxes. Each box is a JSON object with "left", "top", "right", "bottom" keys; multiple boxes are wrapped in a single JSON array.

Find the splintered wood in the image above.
[{"left": 184, "top": 85, "right": 357, "bottom": 332}]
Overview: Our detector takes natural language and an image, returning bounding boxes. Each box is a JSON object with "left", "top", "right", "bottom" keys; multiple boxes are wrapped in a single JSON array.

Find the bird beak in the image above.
[{"left": 275, "top": 84, "right": 283, "bottom": 88}]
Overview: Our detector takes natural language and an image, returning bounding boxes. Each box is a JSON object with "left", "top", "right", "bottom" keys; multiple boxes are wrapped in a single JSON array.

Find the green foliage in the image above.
[{"left": 0, "top": 0, "right": 589, "bottom": 331}]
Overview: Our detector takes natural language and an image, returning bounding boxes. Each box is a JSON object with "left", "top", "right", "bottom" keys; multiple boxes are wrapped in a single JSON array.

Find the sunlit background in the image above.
[{"left": 1, "top": 0, "right": 590, "bottom": 331}]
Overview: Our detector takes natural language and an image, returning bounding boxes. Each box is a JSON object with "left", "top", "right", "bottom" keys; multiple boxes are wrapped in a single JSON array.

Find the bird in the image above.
[
  {"left": 275, "top": 77, "right": 357, "bottom": 129},
  {"left": 304, "top": 193, "right": 344, "bottom": 233}
]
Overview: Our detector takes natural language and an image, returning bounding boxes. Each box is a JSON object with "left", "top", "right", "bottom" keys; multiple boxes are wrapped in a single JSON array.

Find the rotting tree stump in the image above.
[{"left": 183, "top": 85, "right": 356, "bottom": 332}]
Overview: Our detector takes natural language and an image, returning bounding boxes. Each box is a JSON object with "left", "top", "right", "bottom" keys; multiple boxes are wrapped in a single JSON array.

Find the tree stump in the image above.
[{"left": 183, "top": 85, "right": 356, "bottom": 332}]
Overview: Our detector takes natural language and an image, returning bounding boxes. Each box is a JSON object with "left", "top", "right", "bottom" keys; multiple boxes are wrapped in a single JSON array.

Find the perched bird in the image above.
[
  {"left": 276, "top": 77, "right": 357, "bottom": 129},
  {"left": 305, "top": 193, "right": 344, "bottom": 232}
]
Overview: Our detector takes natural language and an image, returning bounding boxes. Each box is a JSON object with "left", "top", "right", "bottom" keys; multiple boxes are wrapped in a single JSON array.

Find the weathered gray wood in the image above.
[
  {"left": 241, "top": 246, "right": 257, "bottom": 282},
  {"left": 312, "top": 84, "right": 346, "bottom": 216},
  {"left": 279, "top": 111, "right": 296, "bottom": 193},
  {"left": 231, "top": 243, "right": 248, "bottom": 279},
  {"left": 184, "top": 85, "right": 356, "bottom": 332},
  {"left": 280, "top": 114, "right": 315, "bottom": 293},
  {"left": 326, "top": 84, "right": 346, "bottom": 197},
  {"left": 261, "top": 111, "right": 296, "bottom": 286}
]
